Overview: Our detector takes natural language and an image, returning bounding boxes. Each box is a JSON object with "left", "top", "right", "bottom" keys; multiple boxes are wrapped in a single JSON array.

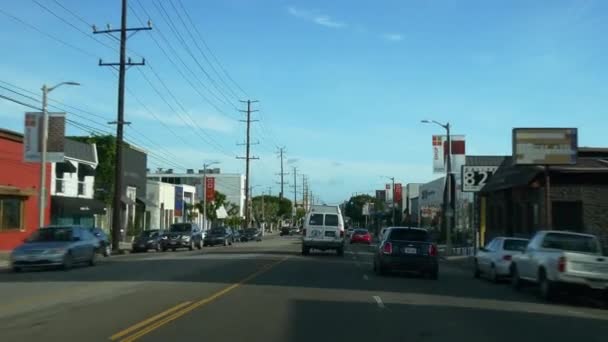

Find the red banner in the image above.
[
  {"left": 205, "top": 177, "right": 215, "bottom": 202},
  {"left": 394, "top": 183, "right": 402, "bottom": 203}
]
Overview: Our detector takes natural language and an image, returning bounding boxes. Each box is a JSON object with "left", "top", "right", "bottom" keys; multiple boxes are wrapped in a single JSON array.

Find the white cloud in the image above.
[
  {"left": 382, "top": 33, "right": 403, "bottom": 42},
  {"left": 287, "top": 6, "right": 346, "bottom": 29}
]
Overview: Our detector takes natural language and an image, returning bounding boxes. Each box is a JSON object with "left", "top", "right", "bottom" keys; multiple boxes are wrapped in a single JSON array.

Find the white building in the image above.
[
  {"left": 50, "top": 139, "right": 106, "bottom": 227},
  {"left": 147, "top": 169, "right": 245, "bottom": 217},
  {"left": 145, "top": 180, "right": 199, "bottom": 229}
]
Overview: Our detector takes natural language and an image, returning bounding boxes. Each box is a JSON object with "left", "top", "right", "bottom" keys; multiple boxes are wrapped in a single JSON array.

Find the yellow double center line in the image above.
[{"left": 111, "top": 257, "right": 287, "bottom": 342}]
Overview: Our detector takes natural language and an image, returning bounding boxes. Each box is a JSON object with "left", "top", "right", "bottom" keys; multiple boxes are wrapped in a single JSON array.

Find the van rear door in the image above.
[{"left": 322, "top": 214, "right": 341, "bottom": 241}]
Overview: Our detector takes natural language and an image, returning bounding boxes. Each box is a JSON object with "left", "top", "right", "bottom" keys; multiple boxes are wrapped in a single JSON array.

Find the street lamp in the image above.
[
  {"left": 202, "top": 161, "right": 220, "bottom": 231},
  {"left": 421, "top": 119, "right": 453, "bottom": 256},
  {"left": 39, "top": 81, "right": 80, "bottom": 227}
]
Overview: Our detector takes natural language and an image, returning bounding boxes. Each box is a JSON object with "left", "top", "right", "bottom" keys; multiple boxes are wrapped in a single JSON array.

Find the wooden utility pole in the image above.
[
  {"left": 291, "top": 166, "right": 298, "bottom": 223},
  {"left": 237, "top": 100, "right": 259, "bottom": 227},
  {"left": 276, "top": 147, "right": 288, "bottom": 199},
  {"left": 94, "top": 0, "right": 151, "bottom": 251}
]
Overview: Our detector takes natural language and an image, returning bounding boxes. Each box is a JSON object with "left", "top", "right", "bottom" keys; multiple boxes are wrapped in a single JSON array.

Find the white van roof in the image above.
[{"left": 309, "top": 205, "right": 341, "bottom": 214}]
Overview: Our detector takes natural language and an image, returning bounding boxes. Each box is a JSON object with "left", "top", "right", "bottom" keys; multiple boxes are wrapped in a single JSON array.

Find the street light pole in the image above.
[
  {"left": 38, "top": 82, "right": 80, "bottom": 228},
  {"left": 422, "top": 119, "right": 453, "bottom": 256}
]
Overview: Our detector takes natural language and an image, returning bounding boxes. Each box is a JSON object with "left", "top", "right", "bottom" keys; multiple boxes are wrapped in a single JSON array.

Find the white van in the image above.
[{"left": 302, "top": 205, "right": 345, "bottom": 256}]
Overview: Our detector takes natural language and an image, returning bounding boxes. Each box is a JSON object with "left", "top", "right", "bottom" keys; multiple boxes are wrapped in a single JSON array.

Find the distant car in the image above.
[
  {"left": 350, "top": 229, "right": 372, "bottom": 245},
  {"left": 87, "top": 227, "right": 112, "bottom": 257},
  {"left": 132, "top": 229, "right": 164, "bottom": 253},
  {"left": 11, "top": 226, "right": 98, "bottom": 272},
  {"left": 241, "top": 228, "right": 262, "bottom": 242},
  {"left": 346, "top": 228, "right": 355, "bottom": 238},
  {"left": 160, "top": 223, "right": 203, "bottom": 251},
  {"left": 473, "top": 237, "right": 529, "bottom": 282},
  {"left": 204, "top": 227, "right": 234, "bottom": 246},
  {"left": 280, "top": 227, "right": 291, "bottom": 236},
  {"left": 373, "top": 227, "right": 438, "bottom": 279}
]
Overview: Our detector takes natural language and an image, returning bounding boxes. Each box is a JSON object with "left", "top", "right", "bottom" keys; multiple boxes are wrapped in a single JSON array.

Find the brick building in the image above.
[
  {"left": 479, "top": 148, "right": 608, "bottom": 250},
  {"left": 0, "top": 128, "right": 51, "bottom": 251}
]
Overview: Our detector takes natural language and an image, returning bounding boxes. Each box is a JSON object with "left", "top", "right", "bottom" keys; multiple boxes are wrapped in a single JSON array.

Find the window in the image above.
[
  {"left": 388, "top": 229, "right": 429, "bottom": 242},
  {"left": 309, "top": 214, "right": 324, "bottom": 226},
  {"left": 0, "top": 197, "right": 24, "bottom": 231},
  {"left": 324, "top": 214, "right": 339, "bottom": 226},
  {"left": 503, "top": 239, "right": 528, "bottom": 252},
  {"left": 77, "top": 182, "right": 85, "bottom": 196},
  {"left": 541, "top": 233, "right": 599, "bottom": 254}
]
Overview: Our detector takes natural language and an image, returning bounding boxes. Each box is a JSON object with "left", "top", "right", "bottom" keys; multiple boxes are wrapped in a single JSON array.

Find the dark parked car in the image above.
[
  {"left": 204, "top": 227, "right": 234, "bottom": 246},
  {"left": 11, "top": 226, "right": 98, "bottom": 272},
  {"left": 160, "top": 223, "right": 203, "bottom": 251},
  {"left": 88, "top": 227, "right": 111, "bottom": 257},
  {"left": 132, "top": 229, "right": 164, "bottom": 252},
  {"left": 241, "top": 228, "right": 262, "bottom": 242},
  {"left": 373, "top": 227, "right": 439, "bottom": 279},
  {"left": 280, "top": 227, "right": 291, "bottom": 236}
]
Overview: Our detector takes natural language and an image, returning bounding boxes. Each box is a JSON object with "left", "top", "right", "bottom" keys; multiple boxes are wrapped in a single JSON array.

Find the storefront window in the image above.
[{"left": 0, "top": 197, "right": 24, "bottom": 230}]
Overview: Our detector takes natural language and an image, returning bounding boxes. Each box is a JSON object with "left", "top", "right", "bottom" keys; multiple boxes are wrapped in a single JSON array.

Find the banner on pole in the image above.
[
  {"left": 24, "top": 112, "right": 66, "bottom": 163},
  {"left": 394, "top": 183, "right": 402, "bottom": 203},
  {"left": 205, "top": 177, "right": 215, "bottom": 202}
]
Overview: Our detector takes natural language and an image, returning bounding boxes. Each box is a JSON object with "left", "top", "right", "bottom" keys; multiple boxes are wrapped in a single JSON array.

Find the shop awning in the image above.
[
  {"left": 136, "top": 197, "right": 156, "bottom": 208},
  {"left": 51, "top": 196, "right": 106, "bottom": 216},
  {"left": 0, "top": 185, "right": 36, "bottom": 197}
]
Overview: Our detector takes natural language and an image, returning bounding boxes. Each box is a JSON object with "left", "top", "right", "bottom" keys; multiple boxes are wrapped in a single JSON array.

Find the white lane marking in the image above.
[
  {"left": 373, "top": 296, "right": 385, "bottom": 309},
  {"left": 363, "top": 274, "right": 369, "bottom": 281}
]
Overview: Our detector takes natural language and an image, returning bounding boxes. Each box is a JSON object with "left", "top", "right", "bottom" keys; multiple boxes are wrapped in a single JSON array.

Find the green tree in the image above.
[
  {"left": 344, "top": 194, "right": 375, "bottom": 226},
  {"left": 252, "top": 196, "right": 280, "bottom": 225},
  {"left": 69, "top": 135, "right": 116, "bottom": 204},
  {"left": 194, "top": 191, "right": 228, "bottom": 222}
]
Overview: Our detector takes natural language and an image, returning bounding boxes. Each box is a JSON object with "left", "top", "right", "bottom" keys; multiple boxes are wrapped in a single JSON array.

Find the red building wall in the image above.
[{"left": 0, "top": 129, "right": 51, "bottom": 251}]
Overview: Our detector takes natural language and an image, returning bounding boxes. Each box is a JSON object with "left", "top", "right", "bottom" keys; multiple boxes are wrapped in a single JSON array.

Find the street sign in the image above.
[
  {"left": 24, "top": 112, "right": 66, "bottom": 162},
  {"left": 461, "top": 166, "right": 499, "bottom": 192},
  {"left": 512, "top": 128, "right": 577, "bottom": 165}
]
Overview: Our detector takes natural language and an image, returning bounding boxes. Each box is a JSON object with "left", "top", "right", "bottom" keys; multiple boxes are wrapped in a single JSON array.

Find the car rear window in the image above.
[
  {"left": 503, "top": 239, "right": 528, "bottom": 252},
  {"left": 324, "top": 214, "right": 339, "bottom": 226},
  {"left": 309, "top": 214, "right": 324, "bottom": 226},
  {"left": 388, "top": 229, "right": 429, "bottom": 242},
  {"left": 542, "top": 233, "right": 599, "bottom": 253},
  {"left": 354, "top": 229, "right": 368, "bottom": 234}
]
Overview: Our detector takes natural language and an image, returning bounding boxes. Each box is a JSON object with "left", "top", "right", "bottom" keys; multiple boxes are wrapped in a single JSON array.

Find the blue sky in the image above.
[{"left": 1, "top": 0, "right": 607, "bottom": 204}]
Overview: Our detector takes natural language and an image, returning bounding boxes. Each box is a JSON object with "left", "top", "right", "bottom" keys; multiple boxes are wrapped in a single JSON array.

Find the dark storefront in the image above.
[{"left": 51, "top": 196, "right": 106, "bottom": 227}]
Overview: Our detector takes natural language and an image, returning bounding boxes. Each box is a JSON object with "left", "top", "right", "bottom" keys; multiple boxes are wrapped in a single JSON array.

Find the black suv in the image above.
[
  {"left": 203, "top": 227, "right": 234, "bottom": 246},
  {"left": 160, "top": 223, "right": 203, "bottom": 251},
  {"left": 241, "top": 228, "right": 262, "bottom": 242}
]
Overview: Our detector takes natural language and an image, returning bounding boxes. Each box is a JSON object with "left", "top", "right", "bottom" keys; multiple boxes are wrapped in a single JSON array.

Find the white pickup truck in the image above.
[{"left": 510, "top": 230, "right": 608, "bottom": 301}]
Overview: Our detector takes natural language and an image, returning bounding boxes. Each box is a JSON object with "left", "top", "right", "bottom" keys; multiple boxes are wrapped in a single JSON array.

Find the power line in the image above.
[
  {"left": 167, "top": 0, "right": 240, "bottom": 101},
  {"left": 52, "top": 0, "right": 91, "bottom": 27},
  {"left": 131, "top": 0, "right": 237, "bottom": 119},
  {"left": 0, "top": 7, "right": 96, "bottom": 58},
  {"left": 175, "top": 0, "right": 248, "bottom": 97},
  {"left": 152, "top": 0, "right": 237, "bottom": 109}
]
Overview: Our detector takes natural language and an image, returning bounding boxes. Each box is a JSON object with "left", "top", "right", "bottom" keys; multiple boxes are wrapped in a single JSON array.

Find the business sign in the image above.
[
  {"left": 433, "top": 135, "right": 466, "bottom": 173},
  {"left": 375, "top": 190, "right": 386, "bottom": 202},
  {"left": 394, "top": 183, "right": 402, "bottom": 203},
  {"left": 362, "top": 203, "right": 371, "bottom": 216},
  {"left": 205, "top": 177, "right": 215, "bottom": 202},
  {"left": 512, "top": 128, "right": 578, "bottom": 165},
  {"left": 24, "top": 112, "right": 66, "bottom": 162},
  {"left": 420, "top": 206, "right": 440, "bottom": 218},
  {"left": 462, "top": 166, "right": 499, "bottom": 192},
  {"left": 175, "top": 186, "right": 183, "bottom": 217}
]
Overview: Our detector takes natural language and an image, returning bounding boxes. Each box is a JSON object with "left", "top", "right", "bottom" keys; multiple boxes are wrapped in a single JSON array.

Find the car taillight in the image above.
[
  {"left": 428, "top": 244, "right": 437, "bottom": 257},
  {"left": 502, "top": 255, "right": 512, "bottom": 261},
  {"left": 383, "top": 242, "right": 393, "bottom": 254},
  {"left": 558, "top": 256, "right": 566, "bottom": 273}
]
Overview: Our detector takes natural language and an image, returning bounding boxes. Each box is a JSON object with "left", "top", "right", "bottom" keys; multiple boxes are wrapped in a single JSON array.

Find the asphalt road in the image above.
[{"left": 0, "top": 235, "right": 607, "bottom": 342}]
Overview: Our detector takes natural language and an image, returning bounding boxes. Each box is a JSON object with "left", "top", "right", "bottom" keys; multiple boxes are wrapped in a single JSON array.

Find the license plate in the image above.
[
  {"left": 170, "top": 241, "right": 177, "bottom": 245},
  {"left": 403, "top": 247, "right": 417, "bottom": 254}
]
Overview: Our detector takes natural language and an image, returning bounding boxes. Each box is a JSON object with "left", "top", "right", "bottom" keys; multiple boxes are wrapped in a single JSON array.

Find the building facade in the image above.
[
  {"left": 145, "top": 180, "right": 199, "bottom": 230},
  {"left": 50, "top": 139, "right": 105, "bottom": 227},
  {"left": 0, "top": 129, "right": 50, "bottom": 251},
  {"left": 147, "top": 169, "right": 245, "bottom": 217}
]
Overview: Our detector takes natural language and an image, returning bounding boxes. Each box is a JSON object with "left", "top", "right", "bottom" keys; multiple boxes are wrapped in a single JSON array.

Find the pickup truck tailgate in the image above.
[{"left": 565, "top": 252, "right": 608, "bottom": 280}]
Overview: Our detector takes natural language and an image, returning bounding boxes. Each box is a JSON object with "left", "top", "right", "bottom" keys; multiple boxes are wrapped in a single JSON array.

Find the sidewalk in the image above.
[
  {"left": 0, "top": 251, "right": 9, "bottom": 268},
  {"left": 441, "top": 255, "right": 474, "bottom": 271}
]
